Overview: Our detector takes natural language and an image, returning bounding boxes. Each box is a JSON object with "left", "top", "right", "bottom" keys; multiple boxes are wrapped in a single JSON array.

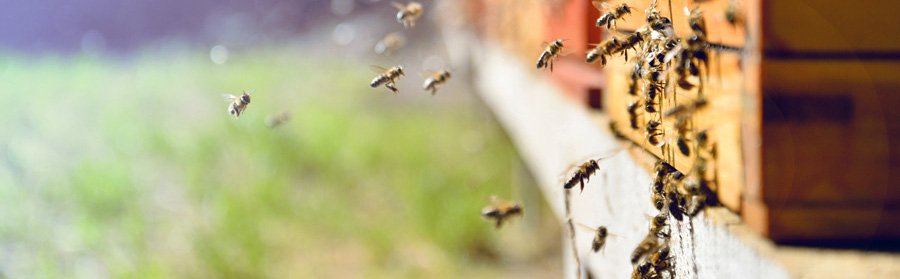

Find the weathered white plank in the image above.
[{"left": 470, "top": 42, "right": 789, "bottom": 279}]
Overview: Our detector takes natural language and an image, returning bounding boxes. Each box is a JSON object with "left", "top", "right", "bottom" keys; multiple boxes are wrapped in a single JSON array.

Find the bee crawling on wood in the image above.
[
  {"left": 563, "top": 159, "right": 601, "bottom": 192},
  {"left": 592, "top": 1, "right": 633, "bottom": 30},
  {"left": 480, "top": 196, "right": 523, "bottom": 229},
  {"left": 648, "top": 213, "right": 669, "bottom": 238},
  {"left": 225, "top": 91, "right": 252, "bottom": 118},
  {"left": 392, "top": 1, "right": 424, "bottom": 27},
  {"left": 370, "top": 65, "right": 405, "bottom": 94},
  {"left": 648, "top": 244, "right": 674, "bottom": 274},
  {"left": 537, "top": 39, "right": 566, "bottom": 71},
  {"left": 422, "top": 69, "right": 451, "bottom": 95}
]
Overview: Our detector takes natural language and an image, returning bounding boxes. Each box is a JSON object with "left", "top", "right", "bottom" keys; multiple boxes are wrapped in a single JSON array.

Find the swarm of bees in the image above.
[
  {"left": 369, "top": 2, "right": 453, "bottom": 95},
  {"left": 480, "top": 196, "right": 524, "bottom": 228},
  {"left": 531, "top": 1, "right": 737, "bottom": 277}
]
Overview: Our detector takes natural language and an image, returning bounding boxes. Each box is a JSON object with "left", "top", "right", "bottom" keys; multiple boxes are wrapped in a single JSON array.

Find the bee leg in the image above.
[
  {"left": 580, "top": 178, "right": 585, "bottom": 192},
  {"left": 550, "top": 59, "right": 554, "bottom": 72}
]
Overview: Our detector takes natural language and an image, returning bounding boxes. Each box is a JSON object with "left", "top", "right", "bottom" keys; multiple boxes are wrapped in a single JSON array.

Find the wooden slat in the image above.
[
  {"left": 604, "top": 42, "right": 747, "bottom": 212},
  {"left": 763, "top": 0, "right": 900, "bottom": 54},
  {"left": 760, "top": 60, "right": 900, "bottom": 205}
]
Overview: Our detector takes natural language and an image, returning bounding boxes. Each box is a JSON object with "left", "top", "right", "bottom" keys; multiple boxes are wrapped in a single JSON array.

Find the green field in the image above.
[{"left": 0, "top": 46, "right": 549, "bottom": 278}]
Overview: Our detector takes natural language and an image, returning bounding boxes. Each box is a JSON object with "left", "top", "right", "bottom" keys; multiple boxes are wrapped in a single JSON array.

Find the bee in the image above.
[
  {"left": 649, "top": 245, "right": 673, "bottom": 272},
  {"left": 673, "top": 118, "right": 692, "bottom": 156},
  {"left": 664, "top": 97, "right": 708, "bottom": 118},
  {"left": 725, "top": 0, "right": 744, "bottom": 27},
  {"left": 265, "top": 111, "right": 290, "bottom": 128},
  {"left": 480, "top": 196, "right": 524, "bottom": 228},
  {"left": 392, "top": 1, "right": 424, "bottom": 27},
  {"left": 645, "top": 120, "right": 663, "bottom": 146},
  {"left": 627, "top": 62, "right": 642, "bottom": 96},
  {"left": 667, "top": 190, "right": 685, "bottom": 221},
  {"left": 225, "top": 91, "right": 252, "bottom": 118},
  {"left": 627, "top": 100, "right": 640, "bottom": 129},
  {"left": 654, "top": 161, "right": 677, "bottom": 177},
  {"left": 592, "top": 226, "right": 610, "bottom": 252},
  {"left": 586, "top": 37, "right": 620, "bottom": 66},
  {"left": 593, "top": 1, "right": 633, "bottom": 30},
  {"left": 632, "top": 261, "right": 660, "bottom": 279},
  {"left": 616, "top": 32, "right": 645, "bottom": 61},
  {"left": 370, "top": 65, "right": 405, "bottom": 94},
  {"left": 564, "top": 159, "right": 600, "bottom": 192},
  {"left": 422, "top": 69, "right": 451, "bottom": 95},
  {"left": 537, "top": 39, "right": 565, "bottom": 71},
  {"left": 649, "top": 213, "right": 669, "bottom": 238},
  {"left": 374, "top": 32, "right": 405, "bottom": 55},
  {"left": 686, "top": 7, "right": 707, "bottom": 39},
  {"left": 631, "top": 233, "right": 660, "bottom": 264}
]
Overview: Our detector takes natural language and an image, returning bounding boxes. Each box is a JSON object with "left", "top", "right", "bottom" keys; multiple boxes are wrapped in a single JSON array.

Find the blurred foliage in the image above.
[{"left": 0, "top": 46, "right": 525, "bottom": 278}]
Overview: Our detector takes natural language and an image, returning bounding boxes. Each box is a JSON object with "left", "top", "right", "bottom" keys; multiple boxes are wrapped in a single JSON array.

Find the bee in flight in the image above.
[
  {"left": 564, "top": 159, "right": 601, "bottom": 192},
  {"left": 536, "top": 39, "right": 566, "bottom": 71},
  {"left": 370, "top": 65, "right": 405, "bottom": 94},
  {"left": 374, "top": 32, "right": 405, "bottom": 55},
  {"left": 586, "top": 37, "right": 620, "bottom": 66},
  {"left": 593, "top": 1, "right": 633, "bottom": 30},
  {"left": 392, "top": 1, "right": 424, "bottom": 27},
  {"left": 480, "top": 196, "right": 524, "bottom": 229},
  {"left": 224, "top": 91, "right": 252, "bottom": 118},
  {"left": 265, "top": 111, "right": 291, "bottom": 129},
  {"left": 422, "top": 69, "right": 451, "bottom": 95}
]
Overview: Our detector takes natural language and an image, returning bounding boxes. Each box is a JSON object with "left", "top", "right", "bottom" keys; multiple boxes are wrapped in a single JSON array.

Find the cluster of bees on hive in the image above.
[{"left": 537, "top": 0, "right": 741, "bottom": 278}]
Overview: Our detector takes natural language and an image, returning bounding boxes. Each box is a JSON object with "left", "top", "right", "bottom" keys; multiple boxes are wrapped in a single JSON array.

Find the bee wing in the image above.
[
  {"left": 540, "top": 41, "right": 549, "bottom": 48},
  {"left": 370, "top": 65, "right": 389, "bottom": 74},
  {"left": 573, "top": 221, "right": 598, "bottom": 232},
  {"left": 420, "top": 70, "right": 439, "bottom": 77},
  {"left": 592, "top": 0, "right": 609, "bottom": 11},
  {"left": 391, "top": 2, "right": 406, "bottom": 10},
  {"left": 223, "top": 94, "right": 237, "bottom": 101}
]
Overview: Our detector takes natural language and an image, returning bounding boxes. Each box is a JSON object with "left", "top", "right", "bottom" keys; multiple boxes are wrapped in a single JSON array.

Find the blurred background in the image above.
[{"left": 0, "top": 0, "right": 563, "bottom": 278}]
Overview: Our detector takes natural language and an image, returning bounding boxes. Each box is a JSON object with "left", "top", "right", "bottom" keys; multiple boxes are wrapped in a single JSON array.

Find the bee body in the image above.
[
  {"left": 423, "top": 70, "right": 451, "bottom": 95},
  {"left": 393, "top": 2, "right": 423, "bottom": 27},
  {"left": 226, "top": 92, "right": 252, "bottom": 118},
  {"left": 371, "top": 66, "right": 405, "bottom": 94},
  {"left": 537, "top": 39, "right": 565, "bottom": 71}
]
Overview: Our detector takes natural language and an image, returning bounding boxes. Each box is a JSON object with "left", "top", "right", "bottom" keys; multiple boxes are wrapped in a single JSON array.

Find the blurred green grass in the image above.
[{"left": 0, "top": 46, "right": 526, "bottom": 278}]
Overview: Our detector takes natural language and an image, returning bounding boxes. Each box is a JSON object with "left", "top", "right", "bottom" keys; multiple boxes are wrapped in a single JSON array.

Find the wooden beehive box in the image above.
[{"left": 466, "top": 0, "right": 900, "bottom": 242}]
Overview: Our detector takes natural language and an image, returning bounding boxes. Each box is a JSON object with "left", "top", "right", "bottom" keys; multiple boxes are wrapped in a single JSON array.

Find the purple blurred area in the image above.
[{"left": 0, "top": 0, "right": 385, "bottom": 53}]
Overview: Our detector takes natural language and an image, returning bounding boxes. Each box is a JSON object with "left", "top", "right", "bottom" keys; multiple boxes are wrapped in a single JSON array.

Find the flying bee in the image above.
[
  {"left": 564, "top": 159, "right": 600, "bottom": 192},
  {"left": 586, "top": 37, "right": 620, "bottom": 65},
  {"left": 616, "top": 32, "right": 645, "bottom": 61},
  {"left": 480, "top": 196, "right": 524, "bottom": 228},
  {"left": 265, "top": 111, "right": 290, "bottom": 128},
  {"left": 392, "top": 1, "right": 424, "bottom": 27},
  {"left": 374, "top": 32, "right": 405, "bottom": 55},
  {"left": 224, "top": 91, "right": 252, "bottom": 118},
  {"left": 370, "top": 65, "right": 405, "bottom": 94},
  {"left": 537, "top": 39, "right": 566, "bottom": 71},
  {"left": 593, "top": 1, "right": 633, "bottom": 30},
  {"left": 422, "top": 69, "right": 451, "bottom": 95},
  {"left": 685, "top": 6, "right": 707, "bottom": 39},
  {"left": 631, "top": 233, "right": 660, "bottom": 264},
  {"left": 574, "top": 223, "right": 612, "bottom": 253}
]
